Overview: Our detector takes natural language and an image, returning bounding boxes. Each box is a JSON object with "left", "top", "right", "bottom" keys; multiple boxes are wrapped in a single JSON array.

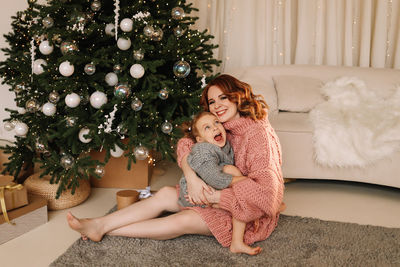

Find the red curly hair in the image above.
[{"left": 200, "top": 74, "right": 268, "bottom": 120}]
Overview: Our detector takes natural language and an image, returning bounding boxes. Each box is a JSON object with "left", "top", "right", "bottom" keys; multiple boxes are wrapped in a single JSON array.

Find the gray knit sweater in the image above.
[{"left": 178, "top": 141, "right": 234, "bottom": 207}]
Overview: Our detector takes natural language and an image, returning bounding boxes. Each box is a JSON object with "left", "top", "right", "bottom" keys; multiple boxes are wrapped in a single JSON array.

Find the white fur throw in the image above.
[{"left": 309, "top": 77, "right": 400, "bottom": 168}]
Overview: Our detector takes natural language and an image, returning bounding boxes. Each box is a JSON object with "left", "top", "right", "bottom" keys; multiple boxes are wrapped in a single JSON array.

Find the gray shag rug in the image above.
[{"left": 52, "top": 210, "right": 400, "bottom": 266}]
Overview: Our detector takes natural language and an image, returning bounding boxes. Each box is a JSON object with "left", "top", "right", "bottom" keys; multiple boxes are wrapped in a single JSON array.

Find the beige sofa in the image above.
[{"left": 229, "top": 65, "right": 400, "bottom": 189}]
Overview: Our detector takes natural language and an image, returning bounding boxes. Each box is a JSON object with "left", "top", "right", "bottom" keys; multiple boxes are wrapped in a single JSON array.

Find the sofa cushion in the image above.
[
  {"left": 269, "top": 112, "right": 313, "bottom": 133},
  {"left": 273, "top": 75, "right": 324, "bottom": 112}
]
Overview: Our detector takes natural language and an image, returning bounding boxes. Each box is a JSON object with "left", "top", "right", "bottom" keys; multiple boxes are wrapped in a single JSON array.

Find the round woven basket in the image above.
[{"left": 24, "top": 172, "right": 91, "bottom": 210}]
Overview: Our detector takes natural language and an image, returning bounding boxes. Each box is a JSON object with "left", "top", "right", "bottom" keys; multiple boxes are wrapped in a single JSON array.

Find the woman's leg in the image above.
[
  {"left": 108, "top": 209, "right": 211, "bottom": 240},
  {"left": 67, "top": 186, "right": 181, "bottom": 241}
]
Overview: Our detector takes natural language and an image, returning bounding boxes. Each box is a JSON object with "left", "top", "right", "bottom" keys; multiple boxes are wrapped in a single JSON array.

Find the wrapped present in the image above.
[
  {"left": 0, "top": 194, "right": 47, "bottom": 244},
  {"left": 0, "top": 175, "right": 28, "bottom": 225}
]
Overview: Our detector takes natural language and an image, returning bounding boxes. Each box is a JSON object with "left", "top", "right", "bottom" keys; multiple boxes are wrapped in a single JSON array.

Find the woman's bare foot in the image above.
[
  {"left": 66, "top": 212, "right": 104, "bottom": 242},
  {"left": 230, "top": 241, "right": 262, "bottom": 255}
]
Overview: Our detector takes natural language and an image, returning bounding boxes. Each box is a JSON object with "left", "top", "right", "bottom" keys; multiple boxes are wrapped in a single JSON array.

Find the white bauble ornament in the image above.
[
  {"left": 33, "top": 59, "right": 47, "bottom": 75},
  {"left": 39, "top": 40, "right": 54, "bottom": 55},
  {"left": 17, "top": 107, "right": 26, "bottom": 114},
  {"left": 15, "top": 122, "right": 28, "bottom": 136},
  {"left": 105, "top": 72, "right": 118, "bottom": 86},
  {"left": 120, "top": 18, "right": 133, "bottom": 32},
  {"left": 110, "top": 144, "right": 124, "bottom": 157},
  {"left": 117, "top": 37, "right": 131, "bottom": 50},
  {"left": 90, "top": 91, "right": 107, "bottom": 109},
  {"left": 59, "top": 61, "right": 74, "bottom": 77},
  {"left": 78, "top": 127, "right": 92, "bottom": 143},
  {"left": 105, "top": 23, "right": 115, "bottom": 36},
  {"left": 42, "top": 102, "right": 56, "bottom": 116},
  {"left": 130, "top": 64, "right": 145, "bottom": 78},
  {"left": 65, "top": 93, "right": 81, "bottom": 108}
]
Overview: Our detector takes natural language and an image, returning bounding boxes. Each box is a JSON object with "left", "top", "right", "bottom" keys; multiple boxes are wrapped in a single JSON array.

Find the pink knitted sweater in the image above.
[{"left": 176, "top": 115, "right": 284, "bottom": 247}]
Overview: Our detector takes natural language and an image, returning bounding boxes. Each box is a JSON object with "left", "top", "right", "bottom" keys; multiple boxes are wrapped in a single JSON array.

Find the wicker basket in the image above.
[{"left": 24, "top": 173, "right": 91, "bottom": 210}]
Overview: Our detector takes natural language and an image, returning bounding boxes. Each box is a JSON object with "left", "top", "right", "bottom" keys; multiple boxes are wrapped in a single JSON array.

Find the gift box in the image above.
[
  {"left": 0, "top": 175, "right": 28, "bottom": 214},
  {"left": 0, "top": 194, "right": 47, "bottom": 244},
  {"left": 90, "top": 149, "right": 153, "bottom": 189}
]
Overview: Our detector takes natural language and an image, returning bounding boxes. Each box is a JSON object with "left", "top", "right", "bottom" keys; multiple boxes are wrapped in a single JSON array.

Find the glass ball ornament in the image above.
[
  {"left": 133, "top": 49, "right": 144, "bottom": 61},
  {"left": 60, "top": 41, "right": 78, "bottom": 55},
  {"left": 35, "top": 140, "right": 46, "bottom": 153},
  {"left": 151, "top": 28, "right": 163, "bottom": 41},
  {"left": 120, "top": 18, "right": 133, "bottom": 32},
  {"left": 158, "top": 88, "right": 169, "bottom": 100},
  {"left": 114, "top": 83, "right": 131, "bottom": 99},
  {"left": 66, "top": 116, "right": 78, "bottom": 127},
  {"left": 161, "top": 121, "right": 173, "bottom": 134},
  {"left": 14, "top": 122, "right": 28, "bottom": 136},
  {"left": 131, "top": 98, "right": 143, "bottom": 111},
  {"left": 173, "top": 26, "right": 185, "bottom": 37},
  {"left": 42, "top": 102, "right": 56, "bottom": 116},
  {"left": 78, "top": 127, "right": 92, "bottom": 143},
  {"left": 113, "top": 64, "right": 122, "bottom": 73},
  {"left": 105, "top": 72, "right": 118, "bottom": 86},
  {"left": 110, "top": 144, "right": 124, "bottom": 158},
  {"left": 59, "top": 61, "right": 74, "bottom": 77},
  {"left": 143, "top": 25, "right": 154, "bottom": 37},
  {"left": 130, "top": 64, "right": 145, "bottom": 79},
  {"left": 94, "top": 165, "right": 105, "bottom": 177},
  {"left": 90, "top": 91, "right": 108, "bottom": 109},
  {"left": 49, "top": 91, "right": 60, "bottom": 103},
  {"left": 33, "top": 59, "right": 47, "bottom": 75},
  {"left": 117, "top": 123, "right": 128, "bottom": 135},
  {"left": 171, "top": 7, "right": 185, "bottom": 20},
  {"left": 90, "top": 0, "right": 101, "bottom": 12},
  {"left": 42, "top": 17, "right": 54, "bottom": 28},
  {"left": 25, "top": 99, "right": 40, "bottom": 113},
  {"left": 60, "top": 154, "right": 74, "bottom": 170},
  {"left": 3, "top": 121, "right": 14, "bottom": 131},
  {"left": 117, "top": 37, "right": 131, "bottom": 50},
  {"left": 65, "top": 93, "right": 81, "bottom": 108},
  {"left": 173, "top": 60, "right": 191, "bottom": 78},
  {"left": 39, "top": 40, "right": 54, "bottom": 55},
  {"left": 84, "top": 63, "right": 96, "bottom": 75},
  {"left": 105, "top": 23, "right": 115, "bottom": 36},
  {"left": 52, "top": 34, "right": 62, "bottom": 45},
  {"left": 134, "top": 145, "right": 149, "bottom": 160}
]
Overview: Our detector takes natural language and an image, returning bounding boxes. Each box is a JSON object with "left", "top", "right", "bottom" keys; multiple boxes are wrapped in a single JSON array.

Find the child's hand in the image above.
[{"left": 223, "top": 165, "right": 242, "bottom": 176}]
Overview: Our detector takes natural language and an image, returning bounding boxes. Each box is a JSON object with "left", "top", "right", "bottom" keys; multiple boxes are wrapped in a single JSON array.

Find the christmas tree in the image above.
[{"left": 0, "top": 0, "right": 219, "bottom": 198}]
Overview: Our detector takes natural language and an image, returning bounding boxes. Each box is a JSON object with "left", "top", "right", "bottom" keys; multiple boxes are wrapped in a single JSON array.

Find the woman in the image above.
[{"left": 67, "top": 74, "right": 284, "bottom": 254}]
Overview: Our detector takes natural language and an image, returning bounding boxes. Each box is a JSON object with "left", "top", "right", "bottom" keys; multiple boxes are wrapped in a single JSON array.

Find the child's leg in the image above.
[{"left": 230, "top": 218, "right": 262, "bottom": 255}]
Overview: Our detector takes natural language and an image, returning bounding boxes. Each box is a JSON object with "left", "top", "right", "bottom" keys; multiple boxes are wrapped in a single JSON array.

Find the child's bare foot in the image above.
[
  {"left": 66, "top": 212, "right": 103, "bottom": 242},
  {"left": 230, "top": 241, "right": 262, "bottom": 255}
]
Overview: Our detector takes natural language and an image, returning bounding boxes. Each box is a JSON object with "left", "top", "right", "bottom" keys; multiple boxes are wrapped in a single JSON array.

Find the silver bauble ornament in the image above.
[
  {"left": 60, "top": 41, "right": 78, "bottom": 55},
  {"left": 114, "top": 83, "right": 131, "bottom": 99},
  {"left": 94, "top": 165, "right": 105, "bottom": 177},
  {"left": 42, "top": 17, "right": 54, "bottom": 28},
  {"left": 143, "top": 25, "right": 154, "bottom": 37},
  {"left": 91, "top": 0, "right": 101, "bottom": 12},
  {"left": 131, "top": 98, "right": 143, "bottom": 111},
  {"left": 60, "top": 155, "right": 74, "bottom": 169},
  {"left": 158, "top": 88, "right": 169, "bottom": 100},
  {"left": 49, "top": 91, "right": 60, "bottom": 103},
  {"left": 133, "top": 49, "right": 144, "bottom": 61},
  {"left": 113, "top": 64, "right": 122, "bottom": 73},
  {"left": 52, "top": 34, "right": 62, "bottom": 45},
  {"left": 173, "top": 26, "right": 186, "bottom": 37},
  {"left": 134, "top": 145, "right": 149, "bottom": 160},
  {"left": 161, "top": 121, "right": 173, "bottom": 134},
  {"left": 66, "top": 116, "right": 78, "bottom": 127},
  {"left": 173, "top": 60, "right": 191, "bottom": 78},
  {"left": 84, "top": 63, "right": 96, "bottom": 75},
  {"left": 35, "top": 141, "right": 46, "bottom": 152},
  {"left": 3, "top": 122, "right": 14, "bottom": 131},
  {"left": 171, "top": 7, "right": 185, "bottom": 20},
  {"left": 151, "top": 28, "right": 163, "bottom": 41},
  {"left": 14, "top": 83, "right": 25, "bottom": 93},
  {"left": 130, "top": 64, "right": 145, "bottom": 78},
  {"left": 117, "top": 123, "right": 128, "bottom": 135},
  {"left": 25, "top": 99, "right": 40, "bottom": 113}
]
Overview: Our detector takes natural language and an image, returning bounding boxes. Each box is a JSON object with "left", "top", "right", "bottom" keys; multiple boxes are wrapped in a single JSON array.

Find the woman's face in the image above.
[{"left": 207, "top": 85, "right": 240, "bottom": 123}]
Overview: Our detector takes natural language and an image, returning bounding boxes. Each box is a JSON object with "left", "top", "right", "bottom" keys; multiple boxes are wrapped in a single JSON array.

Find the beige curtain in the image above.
[{"left": 189, "top": 0, "right": 400, "bottom": 72}]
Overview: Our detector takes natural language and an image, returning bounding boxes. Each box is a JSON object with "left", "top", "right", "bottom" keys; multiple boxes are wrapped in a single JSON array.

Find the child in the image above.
[{"left": 179, "top": 111, "right": 262, "bottom": 255}]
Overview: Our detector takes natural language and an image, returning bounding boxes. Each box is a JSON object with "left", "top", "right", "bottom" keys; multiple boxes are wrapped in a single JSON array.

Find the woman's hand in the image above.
[
  {"left": 204, "top": 188, "right": 221, "bottom": 207},
  {"left": 185, "top": 172, "right": 212, "bottom": 205}
]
